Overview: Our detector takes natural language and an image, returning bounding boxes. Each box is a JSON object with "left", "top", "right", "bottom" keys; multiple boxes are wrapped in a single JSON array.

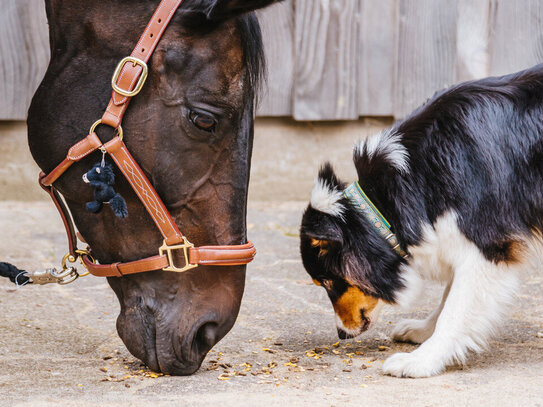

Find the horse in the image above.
[{"left": 26, "top": 0, "right": 280, "bottom": 375}]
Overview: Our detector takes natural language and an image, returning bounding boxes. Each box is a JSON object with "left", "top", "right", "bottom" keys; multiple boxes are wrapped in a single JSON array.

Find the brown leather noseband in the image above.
[{"left": 39, "top": 0, "right": 256, "bottom": 278}]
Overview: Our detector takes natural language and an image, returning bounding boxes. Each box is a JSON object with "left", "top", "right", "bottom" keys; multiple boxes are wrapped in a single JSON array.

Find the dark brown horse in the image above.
[{"left": 27, "top": 0, "right": 279, "bottom": 375}]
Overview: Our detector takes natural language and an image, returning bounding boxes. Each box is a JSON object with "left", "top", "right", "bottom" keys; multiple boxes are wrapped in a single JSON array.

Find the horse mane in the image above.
[{"left": 237, "top": 13, "right": 266, "bottom": 99}]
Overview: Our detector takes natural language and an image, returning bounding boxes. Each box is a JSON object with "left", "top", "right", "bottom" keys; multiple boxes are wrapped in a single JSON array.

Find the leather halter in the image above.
[{"left": 38, "top": 0, "right": 256, "bottom": 278}]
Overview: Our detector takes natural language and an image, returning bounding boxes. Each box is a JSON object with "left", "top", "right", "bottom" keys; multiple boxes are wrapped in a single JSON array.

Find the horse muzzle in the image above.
[
  {"left": 110, "top": 266, "right": 245, "bottom": 375},
  {"left": 116, "top": 306, "right": 226, "bottom": 375}
]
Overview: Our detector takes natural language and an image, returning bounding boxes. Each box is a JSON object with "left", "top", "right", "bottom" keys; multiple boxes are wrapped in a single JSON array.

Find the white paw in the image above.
[
  {"left": 383, "top": 351, "right": 445, "bottom": 378},
  {"left": 392, "top": 319, "right": 434, "bottom": 344}
]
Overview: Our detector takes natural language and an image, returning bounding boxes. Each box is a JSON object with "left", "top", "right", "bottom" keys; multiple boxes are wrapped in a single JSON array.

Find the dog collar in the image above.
[{"left": 344, "top": 182, "right": 408, "bottom": 259}]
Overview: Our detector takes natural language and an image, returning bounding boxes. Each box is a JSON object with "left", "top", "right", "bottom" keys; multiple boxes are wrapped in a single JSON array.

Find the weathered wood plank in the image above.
[
  {"left": 393, "top": 0, "right": 458, "bottom": 118},
  {"left": 488, "top": 0, "right": 543, "bottom": 76},
  {"left": 6, "top": 0, "right": 543, "bottom": 122},
  {"left": 456, "top": 0, "right": 490, "bottom": 82},
  {"left": 358, "top": 0, "right": 396, "bottom": 116},
  {"left": 293, "top": 0, "right": 359, "bottom": 120},
  {"left": 256, "top": 0, "right": 295, "bottom": 116},
  {"left": 0, "top": 0, "right": 49, "bottom": 120}
]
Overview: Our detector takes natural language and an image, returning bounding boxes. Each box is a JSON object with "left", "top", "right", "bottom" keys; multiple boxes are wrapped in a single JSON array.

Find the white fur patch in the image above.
[
  {"left": 382, "top": 211, "right": 522, "bottom": 377},
  {"left": 355, "top": 129, "right": 409, "bottom": 174},
  {"left": 310, "top": 178, "right": 344, "bottom": 219}
]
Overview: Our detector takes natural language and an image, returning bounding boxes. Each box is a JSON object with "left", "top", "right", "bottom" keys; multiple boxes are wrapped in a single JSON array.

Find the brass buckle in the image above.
[
  {"left": 111, "top": 56, "right": 148, "bottom": 97},
  {"left": 159, "top": 237, "right": 198, "bottom": 273}
]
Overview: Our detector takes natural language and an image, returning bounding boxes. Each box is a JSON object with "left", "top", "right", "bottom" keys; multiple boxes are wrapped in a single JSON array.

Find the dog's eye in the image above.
[
  {"left": 189, "top": 110, "right": 217, "bottom": 133},
  {"left": 321, "top": 279, "right": 333, "bottom": 290},
  {"left": 311, "top": 238, "right": 328, "bottom": 248}
]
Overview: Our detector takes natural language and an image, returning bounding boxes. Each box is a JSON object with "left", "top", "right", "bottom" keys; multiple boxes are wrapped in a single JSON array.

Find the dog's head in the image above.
[{"left": 300, "top": 163, "right": 405, "bottom": 339}]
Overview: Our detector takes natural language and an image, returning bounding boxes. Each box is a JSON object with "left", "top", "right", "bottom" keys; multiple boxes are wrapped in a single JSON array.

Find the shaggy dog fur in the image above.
[{"left": 300, "top": 64, "right": 543, "bottom": 377}]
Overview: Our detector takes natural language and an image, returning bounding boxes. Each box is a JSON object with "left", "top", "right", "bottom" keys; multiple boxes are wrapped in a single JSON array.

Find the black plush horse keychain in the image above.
[{"left": 82, "top": 152, "right": 128, "bottom": 218}]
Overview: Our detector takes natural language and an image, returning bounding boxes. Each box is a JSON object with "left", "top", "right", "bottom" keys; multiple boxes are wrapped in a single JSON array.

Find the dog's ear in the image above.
[
  {"left": 353, "top": 130, "right": 409, "bottom": 179},
  {"left": 183, "top": 0, "right": 283, "bottom": 21},
  {"left": 301, "top": 205, "right": 344, "bottom": 253},
  {"left": 308, "top": 163, "right": 346, "bottom": 221},
  {"left": 317, "top": 162, "right": 345, "bottom": 192},
  {"left": 303, "top": 220, "right": 343, "bottom": 246}
]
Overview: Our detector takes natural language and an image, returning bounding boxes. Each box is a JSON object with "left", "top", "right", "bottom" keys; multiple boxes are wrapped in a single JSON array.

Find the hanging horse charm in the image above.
[{"left": 83, "top": 162, "right": 128, "bottom": 218}]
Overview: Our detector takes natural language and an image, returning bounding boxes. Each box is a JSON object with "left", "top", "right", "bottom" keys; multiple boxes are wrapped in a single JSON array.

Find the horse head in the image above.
[{"left": 28, "top": 0, "right": 280, "bottom": 375}]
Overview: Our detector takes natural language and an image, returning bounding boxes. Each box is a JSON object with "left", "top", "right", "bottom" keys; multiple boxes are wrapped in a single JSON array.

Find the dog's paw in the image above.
[
  {"left": 392, "top": 319, "right": 434, "bottom": 344},
  {"left": 383, "top": 351, "right": 445, "bottom": 378}
]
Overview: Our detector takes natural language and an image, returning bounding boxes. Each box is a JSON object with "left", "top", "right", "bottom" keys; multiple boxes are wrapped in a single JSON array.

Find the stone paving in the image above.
[{"left": 1, "top": 201, "right": 542, "bottom": 406}]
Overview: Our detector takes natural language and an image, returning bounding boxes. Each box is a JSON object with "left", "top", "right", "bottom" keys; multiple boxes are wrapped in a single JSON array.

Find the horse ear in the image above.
[{"left": 204, "top": 0, "right": 284, "bottom": 20}]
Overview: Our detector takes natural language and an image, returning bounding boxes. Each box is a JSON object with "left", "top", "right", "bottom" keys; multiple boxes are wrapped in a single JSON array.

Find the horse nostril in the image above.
[{"left": 195, "top": 321, "right": 219, "bottom": 350}]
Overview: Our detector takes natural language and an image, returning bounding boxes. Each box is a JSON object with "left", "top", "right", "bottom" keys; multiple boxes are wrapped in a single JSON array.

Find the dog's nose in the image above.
[
  {"left": 337, "top": 328, "right": 356, "bottom": 340},
  {"left": 337, "top": 328, "right": 348, "bottom": 339}
]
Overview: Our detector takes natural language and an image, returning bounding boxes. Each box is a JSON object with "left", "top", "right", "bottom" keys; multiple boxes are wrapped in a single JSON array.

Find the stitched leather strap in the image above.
[
  {"left": 41, "top": 133, "right": 103, "bottom": 187},
  {"left": 39, "top": 173, "right": 78, "bottom": 256},
  {"left": 189, "top": 243, "right": 256, "bottom": 265},
  {"left": 102, "top": 0, "right": 184, "bottom": 128},
  {"left": 82, "top": 254, "right": 169, "bottom": 277},
  {"left": 81, "top": 242, "right": 256, "bottom": 277},
  {"left": 103, "top": 137, "right": 183, "bottom": 245}
]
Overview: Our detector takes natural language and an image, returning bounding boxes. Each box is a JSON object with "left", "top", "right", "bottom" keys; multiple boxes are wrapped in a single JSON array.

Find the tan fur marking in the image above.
[
  {"left": 505, "top": 239, "right": 526, "bottom": 265},
  {"left": 310, "top": 238, "right": 329, "bottom": 256},
  {"left": 312, "top": 279, "right": 322, "bottom": 286},
  {"left": 310, "top": 238, "right": 321, "bottom": 248},
  {"left": 332, "top": 286, "right": 378, "bottom": 330}
]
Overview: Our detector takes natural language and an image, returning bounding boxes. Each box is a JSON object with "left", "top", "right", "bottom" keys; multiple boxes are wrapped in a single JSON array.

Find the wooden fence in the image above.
[{"left": 2, "top": 0, "right": 543, "bottom": 121}]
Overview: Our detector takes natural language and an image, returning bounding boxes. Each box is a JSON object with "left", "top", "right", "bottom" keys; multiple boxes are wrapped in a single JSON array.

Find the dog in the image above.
[{"left": 299, "top": 64, "right": 543, "bottom": 377}]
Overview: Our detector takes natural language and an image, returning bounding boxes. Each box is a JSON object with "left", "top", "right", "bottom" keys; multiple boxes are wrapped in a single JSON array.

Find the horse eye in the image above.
[{"left": 189, "top": 110, "right": 217, "bottom": 133}]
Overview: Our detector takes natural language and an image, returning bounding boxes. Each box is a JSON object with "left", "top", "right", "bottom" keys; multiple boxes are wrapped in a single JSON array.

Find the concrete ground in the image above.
[{"left": 0, "top": 120, "right": 542, "bottom": 406}]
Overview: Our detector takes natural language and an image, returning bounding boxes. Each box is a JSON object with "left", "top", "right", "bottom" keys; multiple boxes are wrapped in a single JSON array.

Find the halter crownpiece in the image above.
[
  {"left": 38, "top": 0, "right": 256, "bottom": 279},
  {"left": 344, "top": 182, "right": 408, "bottom": 259}
]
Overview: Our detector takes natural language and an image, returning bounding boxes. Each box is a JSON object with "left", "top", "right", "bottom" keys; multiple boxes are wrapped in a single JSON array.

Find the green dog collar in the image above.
[{"left": 343, "top": 182, "right": 408, "bottom": 259}]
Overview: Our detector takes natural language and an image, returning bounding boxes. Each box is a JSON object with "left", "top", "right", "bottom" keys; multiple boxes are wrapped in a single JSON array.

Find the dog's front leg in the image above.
[
  {"left": 383, "top": 257, "right": 518, "bottom": 378},
  {"left": 392, "top": 281, "right": 451, "bottom": 344}
]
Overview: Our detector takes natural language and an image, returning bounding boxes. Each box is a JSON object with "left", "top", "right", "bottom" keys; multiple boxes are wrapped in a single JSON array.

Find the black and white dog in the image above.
[{"left": 300, "top": 64, "right": 543, "bottom": 377}]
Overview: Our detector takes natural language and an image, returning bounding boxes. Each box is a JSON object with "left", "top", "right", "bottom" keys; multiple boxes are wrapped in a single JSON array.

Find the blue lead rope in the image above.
[{"left": 343, "top": 182, "right": 408, "bottom": 259}]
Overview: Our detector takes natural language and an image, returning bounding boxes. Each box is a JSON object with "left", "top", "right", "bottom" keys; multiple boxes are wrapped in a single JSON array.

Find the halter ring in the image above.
[{"left": 89, "top": 119, "right": 124, "bottom": 142}]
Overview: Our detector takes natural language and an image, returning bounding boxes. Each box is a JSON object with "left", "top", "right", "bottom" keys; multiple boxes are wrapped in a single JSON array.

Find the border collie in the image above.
[{"left": 299, "top": 64, "right": 543, "bottom": 377}]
